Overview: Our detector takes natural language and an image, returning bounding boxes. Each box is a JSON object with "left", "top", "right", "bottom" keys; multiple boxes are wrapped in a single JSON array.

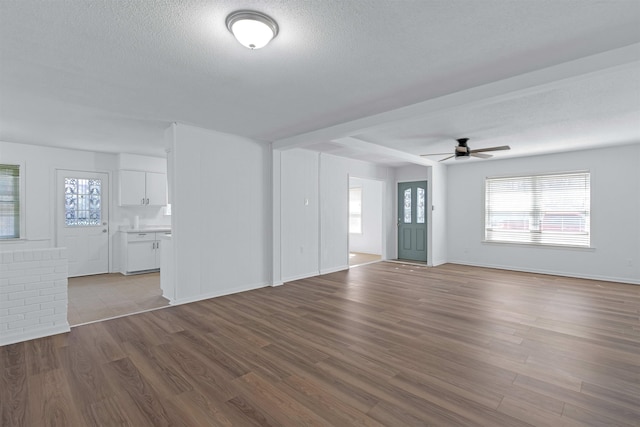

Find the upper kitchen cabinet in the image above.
[
  {"left": 118, "top": 153, "right": 168, "bottom": 206},
  {"left": 145, "top": 172, "right": 167, "bottom": 205},
  {"left": 119, "top": 170, "right": 167, "bottom": 206}
]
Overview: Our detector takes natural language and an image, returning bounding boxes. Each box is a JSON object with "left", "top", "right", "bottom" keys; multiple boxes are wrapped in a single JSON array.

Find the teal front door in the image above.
[{"left": 398, "top": 181, "right": 427, "bottom": 262}]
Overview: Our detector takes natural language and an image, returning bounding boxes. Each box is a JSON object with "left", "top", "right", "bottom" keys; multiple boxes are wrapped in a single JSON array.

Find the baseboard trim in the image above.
[
  {"left": 281, "top": 272, "right": 320, "bottom": 283},
  {"left": 170, "top": 281, "right": 270, "bottom": 306},
  {"left": 447, "top": 260, "right": 640, "bottom": 285},
  {"left": 1, "top": 323, "right": 70, "bottom": 346},
  {"left": 320, "top": 265, "right": 349, "bottom": 275}
]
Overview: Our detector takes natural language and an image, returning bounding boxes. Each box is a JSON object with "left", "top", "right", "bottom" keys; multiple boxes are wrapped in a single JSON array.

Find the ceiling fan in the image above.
[{"left": 421, "top": 138, "right": 510, "bottom": 161}]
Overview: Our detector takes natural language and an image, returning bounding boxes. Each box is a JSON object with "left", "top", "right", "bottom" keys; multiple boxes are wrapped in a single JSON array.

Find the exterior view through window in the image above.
[
  {"left": 0, "top": 164, "right": 21, "bottom": 239},
  {"left": 485, "top": 171, "right": 590, "bottom": 247},
  {"left": 349, "top": 187, "right": 362, "bottom": 234}
]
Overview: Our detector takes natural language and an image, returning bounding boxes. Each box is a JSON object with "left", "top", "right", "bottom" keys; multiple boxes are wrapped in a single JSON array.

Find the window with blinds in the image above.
[
  {"left": 0, "top": 164, "right": 21, "bottom": 239},
  {"left": 349, "top": 187, "right": 362, "bottom": 234},
  {"left": 485, "top": 171, "right": 590, "bottom": 247}
]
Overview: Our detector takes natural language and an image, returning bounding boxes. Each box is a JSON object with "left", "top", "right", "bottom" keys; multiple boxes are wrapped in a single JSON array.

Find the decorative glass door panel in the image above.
[
  {"left": 65, "top": 177, "right": 102, "bottom": 226},
  {"left": 417, "top": 187, "right": 425, "bottom": 224},
  {"left": 403, "top": 188, "right": 412, "bottom": 223}
]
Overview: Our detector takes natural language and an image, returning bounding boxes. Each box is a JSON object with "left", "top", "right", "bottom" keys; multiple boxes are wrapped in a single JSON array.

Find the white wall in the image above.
[
  {"left": 319, "top": 154, "right": 348, "bottom": 275},
  {"left": 349, "top": 177, "right": 383, "bottom": 255},
  {"left": 276, "top": 150, "right": 394, "bottom": 282},
  {"left": 447, "top": 143, "right": 640, "bottom": 284},
  {"left": 169, "top": 124, "right": 271, "bottom": 304},
  {"left": 319, "top": 154, "right": 393, "bottom": 274},
  {"left": 118, "top": 153, "right": 166, "bottom": 173},
  {"left": 280, "top": 149, "right": 320, "bottom": 281},
  {"left": 394, "top": 163, "right": 447, "bottom": 266},
  {"left": 0, "top": 141, "right": 169, "bottom": 272},
  {"left": 342, "top": 156, "right": 396, "bottom": 261}
]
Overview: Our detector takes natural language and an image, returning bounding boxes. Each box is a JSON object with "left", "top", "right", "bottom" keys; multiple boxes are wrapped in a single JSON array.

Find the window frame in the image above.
[
  {"left": 483, "top": 170, "right": 591, "bottom": 248},
  {"left": 0, "top": 162, "right": 26, "bottom": 240}
]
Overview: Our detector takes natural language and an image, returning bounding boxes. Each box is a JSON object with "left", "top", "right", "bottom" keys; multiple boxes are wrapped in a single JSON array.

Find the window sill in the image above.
[{"left": 481, "top": 240, "right": 595, "bottom": 251}]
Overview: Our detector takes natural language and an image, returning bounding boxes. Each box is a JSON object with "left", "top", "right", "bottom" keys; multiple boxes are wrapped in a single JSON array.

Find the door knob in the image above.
[{"left": 102, "top": 229, "right": 107, "bottom": 233}]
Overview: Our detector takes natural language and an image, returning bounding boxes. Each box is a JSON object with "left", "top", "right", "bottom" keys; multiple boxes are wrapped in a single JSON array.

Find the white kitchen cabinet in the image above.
[
  {"left": 120, "top": 231, "right": 171, "bottom": 274},
  {"left": 119, "top": 170, "right": 167, "bottom": 206},
  {"left": 145, "top": 172, "right": 167, "bottom": 205}
]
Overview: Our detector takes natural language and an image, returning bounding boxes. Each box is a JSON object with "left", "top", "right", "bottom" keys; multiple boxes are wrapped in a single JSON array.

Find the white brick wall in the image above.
[{"left": 0, "top": 248, "right": 70, "bottom": 346}]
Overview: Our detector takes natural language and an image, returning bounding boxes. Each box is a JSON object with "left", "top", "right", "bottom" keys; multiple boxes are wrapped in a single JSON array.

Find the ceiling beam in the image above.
[
  {"left": 330, "top": 136, "right": 436, "bottom": 167},
  {"left": 273, "top": 43, "right": 640, "bottom": 151}
]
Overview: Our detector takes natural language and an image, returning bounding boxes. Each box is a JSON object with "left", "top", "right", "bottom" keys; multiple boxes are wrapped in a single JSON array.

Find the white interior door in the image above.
[{"left": 56, "top": 170, "right": 109, "bottom": 277}]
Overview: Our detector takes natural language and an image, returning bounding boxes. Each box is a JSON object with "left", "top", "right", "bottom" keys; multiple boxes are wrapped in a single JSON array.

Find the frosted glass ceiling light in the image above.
[{"left": 226, "top": 11, "right": 278, "bottom": 50}]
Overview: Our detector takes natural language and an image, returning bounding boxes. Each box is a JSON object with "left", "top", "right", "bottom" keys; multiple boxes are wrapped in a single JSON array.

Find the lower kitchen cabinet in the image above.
[{"left": 120, "top": 231, "right": 171, "bottom": 274}]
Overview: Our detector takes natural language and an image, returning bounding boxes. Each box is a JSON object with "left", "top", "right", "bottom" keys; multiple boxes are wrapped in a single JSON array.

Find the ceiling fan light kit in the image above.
[
  {"left": 421, "top": 138, "right": 510, "bottom": 162},
  {"left": 226, "top": 10, "right": 279, "bottom": 49}
]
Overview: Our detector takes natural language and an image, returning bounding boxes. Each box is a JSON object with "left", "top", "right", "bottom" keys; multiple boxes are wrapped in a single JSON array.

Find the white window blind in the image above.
[
  {"left": 485, "top": 171, "right": 590, "bottom": 247},
  {"left": 0, "top": 164, "right": 21, "bottom": 239}
]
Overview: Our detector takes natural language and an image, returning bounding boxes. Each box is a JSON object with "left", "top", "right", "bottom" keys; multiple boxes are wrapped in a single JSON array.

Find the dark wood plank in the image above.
[
  {"left": 231, "top": 371, "right": 331, "bottom": 426},
  {"left": 279, "top": 374, "right": 386, "bottom": 426},
  {"left": 1, "top": 364, "right": 28, "bottom": 426},
  {"left": 102, "top": 356, "right": 189, "bottom": 427},
  {"left": 25, "top": 368, "right": 84, "bottom": 427},
  {"left": 84, "top": 396, "right": 135, "bottom": 427},
  {"left": 56, "top": 343, "right": 116, "bottom": 424}
]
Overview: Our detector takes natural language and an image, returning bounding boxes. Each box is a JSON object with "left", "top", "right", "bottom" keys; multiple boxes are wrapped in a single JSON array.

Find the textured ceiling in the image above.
[
  {"left": 354, "top": 62, "right": 640, "bottom": 161},
  {"left": 1, "top": 0, "right": 639, "bottom": 163}
]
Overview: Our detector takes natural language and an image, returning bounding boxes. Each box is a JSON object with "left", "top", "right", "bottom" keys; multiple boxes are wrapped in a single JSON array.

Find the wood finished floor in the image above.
[
  {"left": 67, "top": 272, "right": 168, "bottom": 325},
  {"left": 2, "top": 262, "right": 639, "bottom": 426},
  {"left": 349, "top": 252, "right": 382, "bottom": 266}
]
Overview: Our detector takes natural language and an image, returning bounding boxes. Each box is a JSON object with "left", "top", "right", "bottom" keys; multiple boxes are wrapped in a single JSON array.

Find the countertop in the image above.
[{"left": 119, "top": 226, "right": 171, "bottom": 233}]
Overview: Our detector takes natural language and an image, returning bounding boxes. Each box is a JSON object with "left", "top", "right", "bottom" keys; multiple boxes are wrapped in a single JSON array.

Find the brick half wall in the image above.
[{"left": 0, "top": 248, "right": 70, "bottom": 346}]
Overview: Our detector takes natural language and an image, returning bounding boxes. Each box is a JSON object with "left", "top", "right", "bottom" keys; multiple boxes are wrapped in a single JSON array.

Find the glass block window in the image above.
[
  {"left": 403, "top": 188, "right": 412, "bottom": 223},
  {"left": 417, "top": 187, "right": 425, "bottom": 224},
  {"left": 65, "top": 177, "right": 101, "bottom": 226},
  {"left": 0, "top": 164, "right": 20, "bottom": 239}
]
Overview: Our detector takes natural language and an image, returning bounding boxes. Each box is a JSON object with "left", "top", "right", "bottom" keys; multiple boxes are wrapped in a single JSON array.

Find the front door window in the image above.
[{"left": 65, "top": 177, "right": 102, "bottom": 226}]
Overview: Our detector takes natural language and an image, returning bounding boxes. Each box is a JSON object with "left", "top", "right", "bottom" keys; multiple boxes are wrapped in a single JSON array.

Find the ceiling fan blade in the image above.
[
  {"left": 470, "top": 145, "right": 510, "bottom": 153},
  {"left": 471, "top": 153, "right": 492, "bottom": 159},
  {"left": 439, "top": 155, "right": 455, "bottom": 162},
  {"left": 420, "top": 152, "right": 452, "bottom": 157}
]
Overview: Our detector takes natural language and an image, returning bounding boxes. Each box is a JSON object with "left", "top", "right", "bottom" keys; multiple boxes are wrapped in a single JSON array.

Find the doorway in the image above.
[
  {"left": 56, "top": 169, "right": 109, "bottom": 277},
  {"left": 349, "top": 177, "right": 383, "bottom": 267},
  {"left": 397, "top": 181, "right": 427, "bottom": 262},
  {"left": 57, "top": 169, "right": 167, "bottom": 325},
  {"left": 66, "top": 272, "right": 167, "bottom": 325}
]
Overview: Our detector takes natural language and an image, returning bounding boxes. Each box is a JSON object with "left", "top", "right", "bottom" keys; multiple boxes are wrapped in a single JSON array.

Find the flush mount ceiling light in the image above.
[{"left": 226, "top": 10, "right": 278, "bottom": 50}]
